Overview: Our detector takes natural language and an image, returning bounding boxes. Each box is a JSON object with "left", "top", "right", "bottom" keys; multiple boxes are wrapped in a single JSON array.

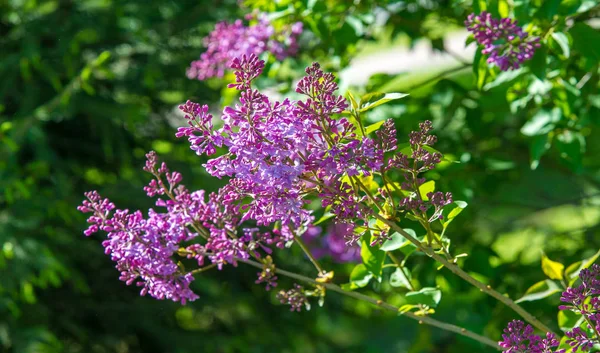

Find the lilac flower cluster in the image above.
[
  {"left": 465, "top": 12, "right": 540, "bottom": 71},
  {"left": 187, "top": 14, "right": 302, "bottom": 80},
  {"left": 559, "top": 264, "right": 600, "bottom": 351},
  {"left": 277, "top": 284, "right": 309, "bottom": 312},
  {"left": 498, "top": 320, "right": 564, "bottom": 353},
  {"left": 390, "top": 121, "right": 453, "bottom": 223},
  {"left": 80, "top": 52, "right": 453, "bottom": 307},
  {"left": 78, "top": 152, "right": 289, "bottom": 304},
  {"left": 499, "top": 264, "right": 600, "bottom": 352},
  {"left": 178, "top": 54, "right": 386, "bottom": 230}
]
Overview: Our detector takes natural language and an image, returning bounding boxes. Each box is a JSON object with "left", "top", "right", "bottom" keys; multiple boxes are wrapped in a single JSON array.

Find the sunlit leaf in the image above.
[
  {"left": 551, "top": 32, "right": 570, "bottom": 58},
  {"left": 405, "top": 287, "right": 442, "bottom": 308},
  {"left": 558, "top": 309, "right": 585, "bottom": 331},
  {"left": 361, "top": 239, "right": 385, "bottom": 278},
  {"left": 381, "top": 229, "right": 416, "bottom": 252},
  {"left": 359, "top": 92, "right": 409, "bottom": 112},
  {"left": 342, "top": 264, "right": 373, "bottom": 290},
  {"left": 443, "top": 201, "right": 468, "bottom": 228},
  {"left": 419, "top": 180, "right": 435, "bottom": 201},
  {"left": 565, "top": 249, "right": 600, "bottom": 285},
  {"left": 515, "top": 280, "right": 561, "bottom": 303},
  {"left": 541, "top": 253, "right": 564, "bottom": 280},
  {"left": 390, "top": 267, "right": 412, "bottom": 289},
  {"left": 365, "top": 120, "right": 386, "bottom": 135}
]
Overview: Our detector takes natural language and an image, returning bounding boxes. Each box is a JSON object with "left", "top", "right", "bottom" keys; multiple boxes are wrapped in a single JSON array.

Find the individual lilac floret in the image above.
[
  {"left": 465, "top": 12, "right": 540, "bottom": 71},
  {"left": 498, "top": 320, "right": 565, "bottom": 353},
  {"left": 187, "top": 14, "right": 302, "bottom": 80}
]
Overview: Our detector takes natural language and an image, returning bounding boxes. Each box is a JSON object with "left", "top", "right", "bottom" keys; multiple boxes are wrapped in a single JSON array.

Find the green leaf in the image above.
[
  {"left": 473, "top": 49, "right": 488, "bottom": 90},
  {"left": 405, "top": 287, "right": 442, "bottom": 308},
  {"left": 380, "top": 232, "right": 405, "bottom": 251},
  {"left": 515, "top": 280, "right": 561, "bottom": 303},
  {"left": 541, "top": 253, "right": 565, "bottom": 280},
  {"left": 313, "top": 212, "right": 334, "bottom": 225},
  {"left": 528, "top": 46, "right": 547, "bottom": 81},
  {"left": 345, "top": 15, "right": 365, "bottom": 36},
  {"left": 359, "top": 92, "right": 409, "bottom": 112},
  {"left": 442, "top": 201, "right": 468, "bottom": 228},
  {"left": 558, "top": 309, "right": 585, "bottom": 331},
  {"left": 381, "top": 229, "right": 417, "bottom": 252},
  {"left": 564, "top": 261, "right": 582, "bottom": 284},
  {"left": 570, "top": 23, "right": 600, "bottom": 62},
  {"left": 565, "top": 248, "right": 600, "bottom": 285},
  {"left": 498, "top": 0, "right": 510, "bottom": 17},
  {"left": 535, "top": 0, "right": 560, "bottom": 19},
  {"left": 364, "top": 120, "right": 386, "bottom": 135},
  {"left": 342, "top": 264, "right": 373, "bottom": 290},
  {"left": 521, "top": 108, "right": 561, "bottom": 136},
  {"left": 361, "top": 239, "right": 386, "bottom": 278},
  {"left": 556, "top": 130, "right": 584, "bottom": 172},
  {"left": 529, "top": 133, "right": 551, "bottom": 170},
  {"left": 347, "top": 90, "right": 358, "bottom": 110},
  {"left": 398, "top": 304, "right": 419, "bottom": 313},
  {"left": 483, "top": 67, "right": 527, "bottom": 90},
  {"left": 551, "top": 32, "right": 570, "bottom": 58},
  {"left": 390, "top": 267, "right": 412, "bottom": 289},
  {"left": 419, "top": 180, "right": 435, "bottom": 201},
  {"left": 21, "top": 282, "right": 36, "bottom": 304}
]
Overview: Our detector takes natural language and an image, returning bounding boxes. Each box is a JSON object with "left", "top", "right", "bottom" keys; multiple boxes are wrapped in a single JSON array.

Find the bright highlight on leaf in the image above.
[{"left": 541, "top": 253, "right": 564, "bottom": 280}]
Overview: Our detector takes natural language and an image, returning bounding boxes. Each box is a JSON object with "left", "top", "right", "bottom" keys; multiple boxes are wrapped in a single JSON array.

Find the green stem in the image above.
[
  {"left": 294, "top": 234, "right": 324, "bottom": 274},
  {"left": 189, "top": 263, "right": 217, "bottom": 275},
  {"left": 238, "top": 258, "right": 500, "bottom": 350},
  {"left": 296, "top": 175, "right": 554, "bottom": 334},
  {"left": 352, "top": 175, "right": 384, "bottom": 214},
  {"left": 371, "top": 212, "right": 556, "bottom": 335}
]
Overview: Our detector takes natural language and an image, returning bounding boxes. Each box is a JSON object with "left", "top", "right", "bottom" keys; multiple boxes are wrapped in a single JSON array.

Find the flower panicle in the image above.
[{"left": 465, "top": 11, "right": 540, "bottom": 71}]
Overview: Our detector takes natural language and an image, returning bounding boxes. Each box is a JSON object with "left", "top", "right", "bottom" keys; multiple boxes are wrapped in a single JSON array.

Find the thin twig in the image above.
[
  {"left": 387, "top": 252, "right": 415, "bottom": 291},
  {"left": 294, "top": 234, "right": 325, "bottom": 274},
  {"left": 238, "top": 258, "right": 500, "bottom": 350},
  {"left": 371, "top": 212, "right": 556, "bottom": 335},
  {"left": 189, "top": 263, "right": 217, "bottom": 275}
]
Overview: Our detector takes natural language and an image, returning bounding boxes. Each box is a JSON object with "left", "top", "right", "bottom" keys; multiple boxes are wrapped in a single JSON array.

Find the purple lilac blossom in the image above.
[
  {"left": 187, "top": 14, "right": 302, "bottom": 80},
  {"left": 389, "top": 121, "right": 453, "bottom": 222},
  {"left": 81, "top": 53, "right": 454, "bottom": 305},
  {"left": 465, "top": 12, "right": 540, "bottom": 71},
  {"left": 78, "top": 152, "right": 289, "bottom": 304},
  {"left": 178, "top": 54, "right": 387, "bottom": 229},
  {"left": 499, "top": 264, "right": 600, "bottom": 352},
  {"left": 303, "top": 224, "right": 361, "bottom": 263},
  {"left": 498, "top": 320, "right": 565, "bottom": 353}
]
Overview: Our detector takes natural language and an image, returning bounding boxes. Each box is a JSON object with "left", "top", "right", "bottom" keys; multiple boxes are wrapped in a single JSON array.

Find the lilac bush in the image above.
[
  {"left": 466, "top": 11, "right": 540, "bottom": 71},
  {"left": 79, "top": 5, "right": 597, "bottom": 347}
]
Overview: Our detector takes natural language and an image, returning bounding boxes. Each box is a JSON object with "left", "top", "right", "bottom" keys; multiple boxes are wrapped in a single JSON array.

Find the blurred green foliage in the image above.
[{"left": 2, "top": 0, "right": 600, "bottom": 352}]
